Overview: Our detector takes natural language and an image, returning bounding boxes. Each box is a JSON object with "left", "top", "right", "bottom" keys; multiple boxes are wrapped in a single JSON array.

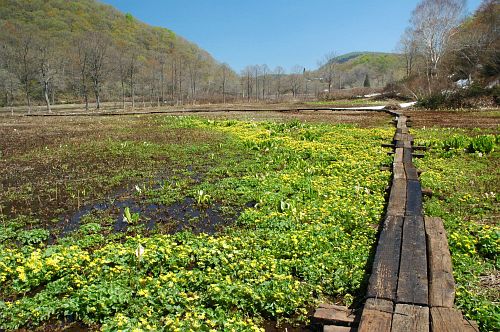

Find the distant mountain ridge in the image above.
[
  {"left": 317, "top": 51, "right": 405, "bottom": 88},
  {"left": 329, "top": 52, "right": 401, "bottom": 64}
]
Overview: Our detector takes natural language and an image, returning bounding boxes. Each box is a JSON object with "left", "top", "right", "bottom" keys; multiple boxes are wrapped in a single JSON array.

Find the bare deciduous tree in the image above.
[
  {"left": 398, "top": 28, "right": 419, "bottom": 78},
  {"left": 273, "top": 66, "right": 285, "bottom": 99},
  {"left": 289, "top": 65, "right": 303, "bottom": 98},
  {"left": 410, "top": 0, "right": 465, "bottom": 92},
  {"left": 318, "top": 52, "right": 337, "bottom": 94},
  {"left": 37, "top": 36, "right": 59, "bottom": 112},
  {"left": 87, "top": 32, "right": 108, "bottom": 110},
  {"left": 220, "top": 63, "right": 230, "bottom": 104}
]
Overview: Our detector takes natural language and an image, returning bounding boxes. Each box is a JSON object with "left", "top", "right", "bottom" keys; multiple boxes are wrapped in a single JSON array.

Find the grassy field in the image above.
[
  {"left": 0, "top": 109, "right": 498, "bottom": 331},
  {"left": 0, "top": 113, "right": 394, "bottom": 331}
]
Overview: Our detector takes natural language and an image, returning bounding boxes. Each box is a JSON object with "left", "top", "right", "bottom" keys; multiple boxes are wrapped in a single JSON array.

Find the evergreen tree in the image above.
[{"left": 363, "top": 74, "right": 371, "bottom": 87}]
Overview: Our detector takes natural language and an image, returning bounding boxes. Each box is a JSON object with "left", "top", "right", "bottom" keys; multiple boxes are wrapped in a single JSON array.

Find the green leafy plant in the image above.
[
  {"left": 16, "top": 228, "right": 50, "bottom": 245},
  {"left": 196, "top": 190, "right": 211, "bottom": 206},
  {"left": 123, "top": 207, "right": 140, "bottom": 224},
  {"left": 469, "top": 135, "right": 496, "bottom": 154}
]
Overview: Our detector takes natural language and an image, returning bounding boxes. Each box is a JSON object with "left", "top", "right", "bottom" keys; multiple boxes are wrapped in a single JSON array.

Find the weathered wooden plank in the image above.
[
  {"left": 394, "top": 148, "right": 404, "bottom": 164},
  {"left": 313, "top": 303, "right": 357, "bottom": 325},
  {"left": 397, "top": 215, "right": 428, "bottom": 305},
  {"left": 397, "top": 116, "right": 407, "bottom": 129},
  {"left": 387, "top": 179, "right": 406, "bottom": 217},
  {"left": 430, "top": 307, "right": 477, "bottom": 332},
  {"left": 405, "top": 166, "right": 419, "bottom": 181},
  {"left": 403, "top": 148, "right": 413, "bottom": 164},
  {"left": 403, "top": 140, "right": 412, "bottom": 148},
  {"left": 393, "top": 163, "right": 406, "bottom": 180},
  {"left": 393, "top": 133, "right": 403, "bottom": 142},
  {"left": 358, "top": 299, "right": 393, "bottom": 332},
  {"left": 406, "top": 180, "right": 423, "bottom": 216},
  {"left": 424, "top": 217, "right": 455, "bottom": 308},
  {"left": 367, "top": 216, "right": 404, "bottom": 300},
  {"left": 391, "top": 304, "right": 429, "bottom": 332},
  {"left": 395, "top": 141, "right": 405, "bottom": 148}
]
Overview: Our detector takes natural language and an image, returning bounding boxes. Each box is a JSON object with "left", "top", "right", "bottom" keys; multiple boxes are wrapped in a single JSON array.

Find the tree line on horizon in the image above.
[
  {"left": 0, "top": 0, "right": 405, "bottom": 112},
  {"left": 0, "top": 0, "right": 497, "bottom": 112}
]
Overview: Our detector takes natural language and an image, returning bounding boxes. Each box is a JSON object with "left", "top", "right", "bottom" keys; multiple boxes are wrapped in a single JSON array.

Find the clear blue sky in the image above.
[{"left": 101, "top": 0, "right": 482, "bottom": 73}]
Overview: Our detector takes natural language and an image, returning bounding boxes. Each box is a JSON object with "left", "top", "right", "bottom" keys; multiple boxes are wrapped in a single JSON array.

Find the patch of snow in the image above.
[
  {"left": 456, "top": 79, "right": 471, "bottom": 88},
  {"left": 363, "top": 93, "right": 382, "bottom": 98},
  {"left": 327, "top": 106, "right": 386, "bottom": 110},
  {"left": 399, "top": 101, "right": 417, "bottom": 108}
]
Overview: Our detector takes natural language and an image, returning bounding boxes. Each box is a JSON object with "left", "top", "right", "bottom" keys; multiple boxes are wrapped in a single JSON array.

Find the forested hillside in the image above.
[
  {"left": 316, "top": 52, "right": 405, "bottom": 91},
  {"left": 0, "top": 0, "right": 237, "bottom": 110},
  {"left": 396, "top": 0, "right": 499, "bottom": 102}
]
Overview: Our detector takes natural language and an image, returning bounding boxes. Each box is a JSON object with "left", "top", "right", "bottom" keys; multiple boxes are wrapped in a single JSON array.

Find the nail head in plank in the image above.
[
  {"left": 424, "top": 217, "right": 455, "bottom": 308},
  {"left": 367, "top": 216, "right": 404, "bottom": 300},
  {"left": 397, "top": 215, "right": 428, "bottom": 306},
  {"left": 391, "top": 304, "right": 429, "bottom": 332}
]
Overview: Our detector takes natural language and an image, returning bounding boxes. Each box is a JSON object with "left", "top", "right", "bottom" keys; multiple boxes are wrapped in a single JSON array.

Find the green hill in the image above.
[
  {"left": 318, "top": 52, "right": 405, "bottom": 88},
  {"left": 0, "top": 0, "right": 232, "bottom": 108}
]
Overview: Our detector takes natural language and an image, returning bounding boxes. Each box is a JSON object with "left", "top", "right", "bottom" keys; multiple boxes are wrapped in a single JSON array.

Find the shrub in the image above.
[
  {"left": 417, "top": 84, "right": 498, "bottom": 109},
  {"left": 417, "top": 93, "right": 448, "bottom": 109},
  {"left": 443, "top": 135, "right": 470, "bottom": 151},
  {"left": 469, "top": 135, "right": 496, "bottom": 153}
]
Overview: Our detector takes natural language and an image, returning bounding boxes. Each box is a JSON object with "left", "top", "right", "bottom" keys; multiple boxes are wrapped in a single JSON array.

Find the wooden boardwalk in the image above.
[{"left": 314, "top": 112, "right": 478, "bottom": 332}]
